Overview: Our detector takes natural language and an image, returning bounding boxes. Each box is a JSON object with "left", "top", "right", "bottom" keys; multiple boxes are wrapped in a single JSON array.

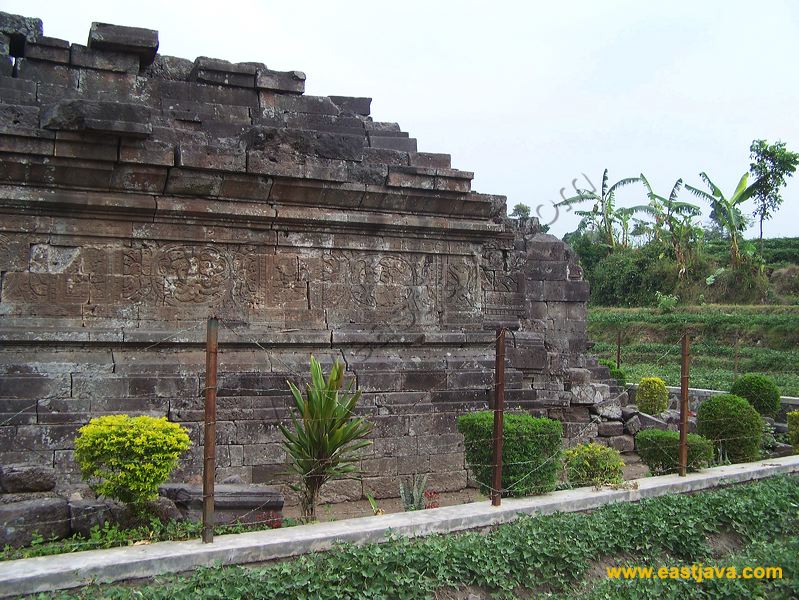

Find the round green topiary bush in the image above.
[
  {"left": 635, "top": 429, "right": 713, "bottom": 475},
  {"left": 729, "top": 374, "right": 781, "bottom": 418},
  {"left": 564, "top": 442, "right": 624, "bottom": 487},
  {"left": 696, "top": 393, "right": 763, "bottom": 464},
  {"left": 457, "top": 411, "right": 562, "bottom": 497},
  {"left": 74, "top": 414, "right": 191, "bottom": 510},
  {"left": 636, "top": 377, "right": 669, "bottom": 415}
]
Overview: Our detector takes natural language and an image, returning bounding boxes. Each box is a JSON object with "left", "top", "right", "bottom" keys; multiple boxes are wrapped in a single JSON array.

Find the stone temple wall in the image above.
[{"left": 0, "top": 12, "right": 600, "bottom": 502}]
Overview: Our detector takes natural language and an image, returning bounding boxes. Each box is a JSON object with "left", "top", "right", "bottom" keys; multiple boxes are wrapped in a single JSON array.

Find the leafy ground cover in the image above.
[
  {"left": 556, "top": 537, "right": 798, "bottom": 600},
  {"left": 35, "top": 475, "right": 799, "bottom": 599},
  {"left": 2, "top": 516, "right": 295, "bottom": 562},
  {"left": 589, "top": 306, "right": 799, "bottom": 395}
]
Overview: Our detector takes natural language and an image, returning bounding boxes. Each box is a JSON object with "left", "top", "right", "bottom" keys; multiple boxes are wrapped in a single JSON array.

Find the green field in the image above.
[{"left": 588, "top": 305, "right": 799, "bottom": 396}]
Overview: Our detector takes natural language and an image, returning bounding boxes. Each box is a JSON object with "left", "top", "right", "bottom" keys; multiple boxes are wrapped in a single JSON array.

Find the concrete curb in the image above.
[{"left": 1, "top": 455, "right": 798, "bottom": 598}]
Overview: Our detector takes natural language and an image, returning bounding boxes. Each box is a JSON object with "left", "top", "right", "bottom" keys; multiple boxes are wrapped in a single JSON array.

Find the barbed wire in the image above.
[
  {"left": 139, "top": 320, "right": 207, "bottom": 350},
  {"left": 0, "top": 398, "right": 46, "bottom": 428}
]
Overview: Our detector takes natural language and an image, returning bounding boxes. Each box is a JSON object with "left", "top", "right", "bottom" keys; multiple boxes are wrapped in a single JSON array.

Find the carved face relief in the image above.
[{"left": 158, "top": 245, "right": 230, "bottom": 305}]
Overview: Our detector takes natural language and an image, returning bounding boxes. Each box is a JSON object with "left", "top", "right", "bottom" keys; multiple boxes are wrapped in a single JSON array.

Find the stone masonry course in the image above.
[{"left": 0, "top": 11, "right": 615, "bottom": 503}]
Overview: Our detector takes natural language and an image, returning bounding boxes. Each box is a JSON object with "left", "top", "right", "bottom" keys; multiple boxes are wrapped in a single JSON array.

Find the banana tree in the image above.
[
  {"left": 279, "top": 356, "right": 372, "bottom": 521},
  {"left": 614, "top": 207, "right": 640, "bottom": 248},
  {"left": 557, "top": 169, "right": 640, "bottom": 248},
  {"left": 639, "top": 175, "right": 703, "bottom": 278},
  {"left": 685, "top": 173, "right": 759, "bottom": 267}
]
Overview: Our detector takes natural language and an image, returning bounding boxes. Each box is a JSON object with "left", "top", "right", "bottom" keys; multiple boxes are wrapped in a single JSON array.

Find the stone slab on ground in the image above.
[
  {"left": 159, "top": 483, "right": 284, "bottom": 524},
  {"left": 0, "top": 455, "right": 797, "bottom": 598}
]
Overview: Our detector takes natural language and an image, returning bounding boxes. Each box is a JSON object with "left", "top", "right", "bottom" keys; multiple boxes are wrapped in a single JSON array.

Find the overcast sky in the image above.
[{"left": 10, "top": 0, "right": 799, "bottom": 239}]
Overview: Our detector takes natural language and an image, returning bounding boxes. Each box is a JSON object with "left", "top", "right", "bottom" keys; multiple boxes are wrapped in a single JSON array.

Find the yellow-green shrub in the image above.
[
  {"left": 564, "top": 442, "right": 624, "bottom": 487},
  {"left": 74, "top": 415, "right": 191, "bottom": 509},
  {"left": 637, "top": 377, "right": 669, "bottom": 415}
]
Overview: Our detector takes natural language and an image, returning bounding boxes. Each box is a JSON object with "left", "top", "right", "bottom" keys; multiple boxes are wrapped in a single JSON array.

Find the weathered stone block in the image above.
[
  {"left": 319, "top": 478, "right": 362, "bottom": 503},
  {"left": 397, "top": 455, "right": 430, "bottom": 475},
  {"left": 624, "top": 415, "right": 641, "bottom": 436},
  {"left": 361, "top": 456, "right": 398, "bottom": 476},
  {"left": 159, "top": 483, "right": 283, "bottom": 523},
  {"left": 190, "top": 57, "right": 257, "bottom": 88},
  {"left": 371, "top": 436, "right": 417, "bottom": 457},
  {"left": 429, "top": 452, "right": 464, "bottom": 473},
  {"left": 597, "top": 421, "right": 624, "bottom": 437},
  {"left": 254, "top": 69, "right": 305, "bottom": 94},
  {"left": 69, "top": 498, "right": 111, "bottom": 536},
  {"left": 329, "top": 96, "right": 371, "bottom": 116},
  {"left": 409, "top": 152, "right": 451, "bottom": 169},
  {"left": 571, "top": 384, "right": 601, "bottom": 405},
  {"left": 427, "top": 470, "right": 467, "bottom": 493},
  {"left": 176, "top": 143, "right": 246, "bottom": 172},
  {"left": 88, "top": 22, "right": 159, "bottom": 67},
  {"left": 370, "top": 134, "right": 417, "bottom": 152},
  {"left": 596, "top": 435, "right": 635, "bottom": 453},
  {"left": 0, "top": 374, "right": 70, "bottom": 399},
  {"left": 164, "top": 168, "right": 223, "bottom": 196},
  {"left": 70, "top": 43, "right": 139, "bottom": 73},
  {"left": 43, "top": 100, "right": 152, "bottom": 138},
  {"left": 0, "top": 498, "right": 70, "bottom": 547},
  {"left": 14, "top": 58, "right": 74, "bottom": 87},
  {"left": 591, "top": 397, "right": 622, "bottom": 420},
  {"left": 362, "top": 476, "right": 398, "bottom": 499},
  {"left": 639, "top": 413, "right": 669, "bottom": 430},
  {"left": 0, "top": 464, "right": 56, "bottom": 492},
  {"left": 24, "top": 36, "right": 70, "bottom": 64},
  {"left": 110, "top": 164, "right": 168, "bottom": 193},
  {"left": 418, "top": 433, "right": 464, "bottom": 455},
  {"left": 0, "top": 11, "right": 43, "bottom": 42},
  {"left": 240, "top": 443, "right": 286, "bottom": 466}
]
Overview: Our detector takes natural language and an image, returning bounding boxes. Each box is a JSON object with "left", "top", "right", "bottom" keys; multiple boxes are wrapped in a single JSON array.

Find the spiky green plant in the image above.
[
  {"left": 279, "top": 356, "right": 372, "bottom": 521},
  {"left": 399, "top": 473, "right": 428, "bottom": 511}
]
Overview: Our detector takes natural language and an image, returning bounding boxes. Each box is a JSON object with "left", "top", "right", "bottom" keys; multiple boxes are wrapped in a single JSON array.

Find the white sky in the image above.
[{"left": 7, "top": 0, "right": 799, "bottom": 238}]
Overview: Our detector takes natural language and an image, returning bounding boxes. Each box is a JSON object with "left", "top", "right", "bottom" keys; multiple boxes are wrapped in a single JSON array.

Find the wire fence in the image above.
[
  {"left": 2, "top": 318, "right": 785, "bottom": 552},
  {"left": 592, "top": 322, "right": 797, "bottom": 399},
  {"left": 0, "top": 319, "right": 522, "bottom": 547}
]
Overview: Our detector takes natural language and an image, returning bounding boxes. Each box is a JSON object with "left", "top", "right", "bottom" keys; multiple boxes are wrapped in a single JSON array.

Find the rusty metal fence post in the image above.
[
  {"left": 202, "top": 316, "right": 219, "bottom": 543},
  {"left": 491, "top": 328, "right": 505, "bottom": 506},
  {"left": 678, "top": 332, "right": 690, "bottom": 477}
]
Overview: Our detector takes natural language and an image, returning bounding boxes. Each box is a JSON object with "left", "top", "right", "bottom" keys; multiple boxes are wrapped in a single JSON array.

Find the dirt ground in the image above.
[
  {"left": 282, "top": 488, "right": 486, "bottom": 520},
  {"left": 283, "top": 453, "right": 650, "bottom": 522}
]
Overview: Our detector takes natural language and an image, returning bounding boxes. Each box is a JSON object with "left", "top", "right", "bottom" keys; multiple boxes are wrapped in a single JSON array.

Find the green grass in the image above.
[
  {"left": 589, "top": 305, "right": 799, "bottom": 396},
  {"left": 37, "top": 475, "right": 799, "bottom": 599}
]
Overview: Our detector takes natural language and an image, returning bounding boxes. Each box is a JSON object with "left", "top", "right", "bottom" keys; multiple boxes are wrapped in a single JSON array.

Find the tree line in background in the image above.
[{"left": 510, "top": 139, "right": 799, "bottom": 307}]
